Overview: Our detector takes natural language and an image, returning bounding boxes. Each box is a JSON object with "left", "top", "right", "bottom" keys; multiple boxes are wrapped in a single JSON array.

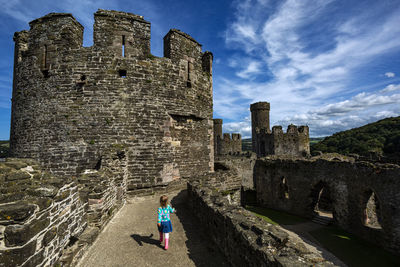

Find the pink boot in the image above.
[
  {"left": 159, "top": 232, "right": 163, "bottom": 243},
  {"left": 164, "top": 238, "right": 169, "bottom": 250}
]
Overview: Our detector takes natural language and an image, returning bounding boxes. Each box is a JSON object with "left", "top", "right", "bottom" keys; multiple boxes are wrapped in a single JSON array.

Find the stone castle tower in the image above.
[
  {"left": 10, "top": 10, "right": 214, "bottom": 190},
  {"left": 251, "top": 102, "right": 310, "bottom": 157},
  {"left": 213, "top": 119, "right": 242, "bottom": 156}
]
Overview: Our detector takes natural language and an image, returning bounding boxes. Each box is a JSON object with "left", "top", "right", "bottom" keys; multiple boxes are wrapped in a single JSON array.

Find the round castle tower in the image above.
[
  {"left": 10, "top": 10, "right": 214, "bottom": 191},
  {"left": 250, "top": 102, "right": 270, "bottom": 153}
]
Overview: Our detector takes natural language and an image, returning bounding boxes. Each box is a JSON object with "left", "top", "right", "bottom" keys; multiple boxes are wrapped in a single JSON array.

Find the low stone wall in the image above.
[
  {"left": 0, "top": 159, "right": 86, "bottom": 267},
  {"left": 187, "top": 180, "right": 336, "bottom": 267}
]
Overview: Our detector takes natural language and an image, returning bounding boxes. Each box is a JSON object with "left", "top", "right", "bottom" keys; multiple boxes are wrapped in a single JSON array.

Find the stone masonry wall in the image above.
[
  {"left": 0, "top": 159, "right": 86, "bottom": 267},
  {"left": 215, "top": 153, "right": 257, "bottom": 190},
  {"left": 255, "top": 156, "right": 400, "bottom": 256},
  {"left": 255, "top": 125, "right": 310, "bottom": 157},
  {"left": 10, "top": 10, "right": 214, "bottom": 193},
  {"left": 250, "top": 101, "right": 309, "bottom": 157},
  {"left": 187, "top": 180, "right": 336, "bottom": 267},
  {"left": 213, "top": 119, "right": 242, "bottom": 156}
]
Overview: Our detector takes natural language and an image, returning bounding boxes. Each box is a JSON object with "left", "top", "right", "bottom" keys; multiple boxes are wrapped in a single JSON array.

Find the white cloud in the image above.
[
  {"left": 222, "top": 120, "right": 252, "bottom": 138},
  {"left": 380, "top": 83, "right": 400, "bottom": 93},
  {"left": 385, "top": 72, "right": 395, "bottom": 78},
  {"left": 217, "top": 0, "right": 400, "bottom": 136},
  {"left": 236, "top": 61, "right": 262, "bottom": 79}
]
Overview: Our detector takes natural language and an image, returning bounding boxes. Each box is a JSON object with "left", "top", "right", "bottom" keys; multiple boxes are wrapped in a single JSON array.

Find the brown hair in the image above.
[{"left": 160, "top": 195, "right": 168, "bottom": 207}]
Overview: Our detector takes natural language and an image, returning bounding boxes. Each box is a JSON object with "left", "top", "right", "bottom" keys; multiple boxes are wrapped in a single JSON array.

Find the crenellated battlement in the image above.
[
  {"left": 251, "top": 102, "right": 309, "bottom": 157},
  {"left": 94, "top": 9, "right": 148, "bottom": 22},
  {"left": 213, "top": 119, "right": 242, "bottom": 156},
  {"left": 14, "top": 9, "right": 212, "bottom": 67},
  {"left": 272, "top": 124, "right": 309, "bottom": 135}
]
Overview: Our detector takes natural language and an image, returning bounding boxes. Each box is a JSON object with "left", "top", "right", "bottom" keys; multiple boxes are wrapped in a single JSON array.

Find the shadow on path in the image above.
[
  {"left": 130, "top": 233, "right": 162, "bottom": 248},
  {"left": 171, "top": 190, "right": 230, "bottom": 267}
]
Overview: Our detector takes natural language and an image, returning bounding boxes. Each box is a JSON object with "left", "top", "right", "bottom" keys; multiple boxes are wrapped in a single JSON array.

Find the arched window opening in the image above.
[
  {"left": 279, "top": 177, "right": 289, "bottom": 200},
  {"left": 310, "top": 181, "right": 333, "bottom": 219},
  {"left": 363, "top": 190, "right": 382, "bottom": 229}
]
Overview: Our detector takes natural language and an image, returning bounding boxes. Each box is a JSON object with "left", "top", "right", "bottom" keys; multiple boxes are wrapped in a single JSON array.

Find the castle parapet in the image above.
[
  {"left": 13, "top": 31, "right": 29, "bottom": 64},
  {"left": 272, "top": 126, "right": 283, "bottom": 135},
  {"left": 298, "top": 126, "right": 309, "bottom": 134},
  {"left": 29, "top": 13, "right": 83, "bottom": 51},
  {"left": 232, "top": 133, "right": 241, "bottom": 141},
  {"left": 164, "top": 29, "right": 202, "bottom": 62},
  {"left": 287, "top": 124, "right": 298, "bottom": 134},
  {"left": 223, "top": 133, "right": 231, "bottom": 140},
  {"left": 164, "top": 29, "right": 207, "bottom": 87},
  {"left": 250, "top": 102, "right": 270, "bottom": 111},
  {"left": 26, "top": 13, "right": 83, "bottom": 73},
  {"left": 94, "top": 9, "right": 151, "bottom": 59},
  {"left": 213, "top": 119, "right": 242, "bottom": 156},
  {"left": 202, "top": 51, "right": 213, "bottom": 74},
  {"left": 251, "top": 101, "right": 310, "bottom": 157}
]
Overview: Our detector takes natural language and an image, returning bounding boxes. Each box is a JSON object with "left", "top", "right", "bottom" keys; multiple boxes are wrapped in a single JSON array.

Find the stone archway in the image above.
[{"left": 310, "top": 181, "right": 333, "bottom": 219}]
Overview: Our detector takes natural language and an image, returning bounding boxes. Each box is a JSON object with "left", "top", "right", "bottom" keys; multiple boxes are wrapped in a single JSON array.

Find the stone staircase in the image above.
[{"left": 312, "top": 214, "right": 333, "bottom": 226}]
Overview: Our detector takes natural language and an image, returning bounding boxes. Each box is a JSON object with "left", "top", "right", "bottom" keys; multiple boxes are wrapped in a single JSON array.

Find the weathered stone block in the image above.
[
  {"left": 0, "top": 202, "right": 35, "bottom": 222},
  {"left": 5, "top": 171, "right": 30, "bottom": 181},
  {"left": 4, "top": 218, "right": 50, "bottom": 246},
  {"left": 0, "top": 240, "right": 36, "bottom": 267},
  {"left": 42, "top": 227, "right": 57, "bottom": 246}
]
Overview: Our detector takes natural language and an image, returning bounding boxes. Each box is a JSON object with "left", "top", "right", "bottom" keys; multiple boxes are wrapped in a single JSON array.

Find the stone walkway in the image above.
[{"left": 77, "top": 190, "right": 229, "bottom": 267}]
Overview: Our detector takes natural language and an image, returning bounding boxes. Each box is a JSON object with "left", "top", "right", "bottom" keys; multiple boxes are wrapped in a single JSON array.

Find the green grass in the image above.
[
  {"left": 310, "top": 226, "right": 400, "bottom": 267},
  {"left": 247, "top": 205, "right": 400, "bottom": 266},
  {"left": 309, "top": 137, "right": 325, "bottom": 145},
  {"left": 245, "top": 205, "right": 308, "bottom": 225}
]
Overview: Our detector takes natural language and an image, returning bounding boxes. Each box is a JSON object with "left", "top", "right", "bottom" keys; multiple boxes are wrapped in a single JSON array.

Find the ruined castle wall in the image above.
[
  {"left": 10, "top": 10, "right": 214, "bottom": 193},
  {"left": 213, "top": 119, "right": 242, "bottom": 156},
  {"left": 0, "top": 159, "right": 87, "bottom": 267},
  {"left": 215, "top": 153, "right": 257, "bottom": 190},
  {"left": 254, "top": 158, "right": 400, "bottom": 255},
  {"left": 255, "top": 125, "right": 310, "bottom": 157},
  {"left": 187, "top": 180, "right": 337, "bottom": 267}
]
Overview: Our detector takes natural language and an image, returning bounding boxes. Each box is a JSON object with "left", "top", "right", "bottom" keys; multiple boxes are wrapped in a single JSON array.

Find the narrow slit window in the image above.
[
  {"left": 187, "top": 61, "right": 192, "bottom": 87},
  {"left": 42, "top": 45, "right": 49, "bottom": 78},
  {"left": 122, "top": 35, "right": 125, "bottom": 57},
  {"left": 119, "top": 69, "right": 127, "bottom": 78},
  {"left": 43, "top": 45, "right": 48, "bottom": 69}
]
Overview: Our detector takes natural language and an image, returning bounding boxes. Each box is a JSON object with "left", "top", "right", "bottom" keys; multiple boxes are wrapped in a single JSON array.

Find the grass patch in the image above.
[
  {"left": 246, "top": 205, "right": 308, "bottom": 225},
  {"left": 310, "top": 226, "right": 400, "bottom": 267}
]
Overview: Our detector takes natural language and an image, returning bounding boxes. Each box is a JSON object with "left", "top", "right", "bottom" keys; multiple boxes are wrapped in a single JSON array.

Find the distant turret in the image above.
[
  {"left": 213, "top": 119, "right": 242, "bottom": 156},
  {"left": 250, "top": 101, "right": 309, "bottom": 157}
]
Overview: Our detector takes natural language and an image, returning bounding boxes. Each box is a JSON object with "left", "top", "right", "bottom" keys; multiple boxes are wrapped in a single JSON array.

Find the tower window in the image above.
[
  {"left": 119, "top": 69, "right": 127, "bottom": 78},
  {"left": 122, "top": 35, "right": 126, "bottom": 57},
  {"left": 42, "top": 45, "right": 49, "bottom": 78}
]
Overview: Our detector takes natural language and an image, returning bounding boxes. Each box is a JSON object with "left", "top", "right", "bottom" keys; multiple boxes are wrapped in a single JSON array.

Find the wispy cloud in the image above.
[
  {"left": 217, "top": 0, "right": 400, "bottom": 136},
  {"left": 385, "top": 72, "right": 395, "bottom": 78},
  {"left": 380, "top": 83, "right": 400, "bottom": 93},
  {"left": 236, "top": 60, "right": 263, "bottom": 79}
]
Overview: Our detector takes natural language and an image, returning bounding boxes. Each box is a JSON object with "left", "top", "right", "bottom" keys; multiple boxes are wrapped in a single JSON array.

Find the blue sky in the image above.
[{"left": 0, "top": 0, "right": 400, "bottom": 139}]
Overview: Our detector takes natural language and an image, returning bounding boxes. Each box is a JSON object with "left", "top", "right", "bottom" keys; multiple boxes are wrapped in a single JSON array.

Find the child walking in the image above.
[{"left": 157, "top": 195, "right": 175, "bottom": 250}]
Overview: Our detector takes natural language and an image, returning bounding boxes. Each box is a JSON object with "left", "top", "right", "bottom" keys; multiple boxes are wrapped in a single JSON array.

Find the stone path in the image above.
[{"left": 77, "top": 190, "right": 229, "bottom": 267}]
